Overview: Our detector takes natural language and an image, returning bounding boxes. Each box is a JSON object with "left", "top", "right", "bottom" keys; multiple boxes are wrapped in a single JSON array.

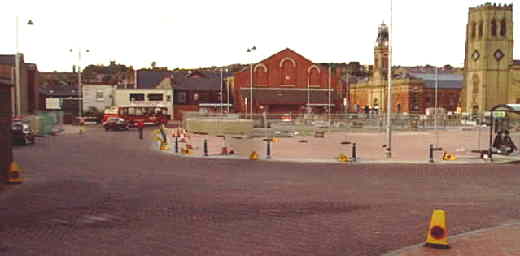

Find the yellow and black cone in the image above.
[
  {"left": 424, "top": 209, "right": 450, "bottom": 249},
  {"left": 441, "top": 152, "right": 457, "bottom": 161},
  {"left": 249, "top": 151, "right": 258, "bottom": 160},
  {"left": 7, "top": 162, "right": 23, "bottom": 184},
  {"left": 338, "top": 153, "right": 349, "bottom": 163},
  {"left": 160, "top": 142, "right": 169, "bottom": 151}
]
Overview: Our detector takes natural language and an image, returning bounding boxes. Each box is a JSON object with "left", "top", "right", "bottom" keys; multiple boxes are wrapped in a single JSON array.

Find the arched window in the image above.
[
  {"left": 280, "top": 58, "right": 296, "bottom": 85},
  {"left": 254, "top": 64, "right": 268, "bottom": 85},
  {"left": 471, "top": 22, "right": 476, "bottom": 39},
  {"left": 491, "top": 18, "right": 497, "bottom": 36},
  {"left": 309, "top": 66, "right": 320, "bottom": 86},
  {"left": 478, "top": 21, "right": 484, "bottom": 39},
  {"left": 500, "top": 18, "right": 507, "bottom": 36}
]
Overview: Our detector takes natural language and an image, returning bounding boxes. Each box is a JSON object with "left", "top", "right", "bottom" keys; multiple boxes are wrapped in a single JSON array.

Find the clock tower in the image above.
[
  {"left": 463, "top": 3, "right": 514, "bottom": 113},
  {"left": 373, "top": 23, "right": 389, "bottom": 82}
]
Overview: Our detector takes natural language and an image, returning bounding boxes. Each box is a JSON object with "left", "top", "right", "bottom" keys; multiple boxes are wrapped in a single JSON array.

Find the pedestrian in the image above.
[
  {"left": 137, "top": 120, "right": 144, "bottom": 140},
  {"left": 503, "top": 130, "right": 518, "bottom": 155},
  {"left": 493, "top": 130, "right": 504, "bottom": 151}
]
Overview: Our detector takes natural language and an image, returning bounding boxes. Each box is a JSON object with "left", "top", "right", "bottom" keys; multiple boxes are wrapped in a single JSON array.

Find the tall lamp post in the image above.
[
  {"left": 70, "top": 49, "right": 90, "bottom": 121},
  {"left": 15, "top": 17, "right": 34, "bottom": 118},
  {"left": 247, "top": 46, "right": 256, "bottom": 119},
  {"left": 385, "top": 0, "right": 393, "bottom": 159}
]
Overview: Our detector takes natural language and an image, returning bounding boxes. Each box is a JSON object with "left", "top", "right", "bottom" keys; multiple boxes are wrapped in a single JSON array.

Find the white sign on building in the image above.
[{"left": 46, "top": 98, "right": 62, "bottom": 110}]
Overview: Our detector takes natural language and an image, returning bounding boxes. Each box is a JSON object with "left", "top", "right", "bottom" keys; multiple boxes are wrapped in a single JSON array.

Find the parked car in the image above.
[
  {"left": 103, "top": 117, "right": 130, "bottom": 131},
  {"left": 11, "top": 121, "right": 35, "bottom": 145}
]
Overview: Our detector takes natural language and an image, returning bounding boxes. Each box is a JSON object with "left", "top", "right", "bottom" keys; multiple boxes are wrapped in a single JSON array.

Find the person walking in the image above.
[
  {"left": 503, "top": 130, "right": 518, "bottom": 155},
  {"left": 137, "top": 120, "right": 144, "bottom": 140}
]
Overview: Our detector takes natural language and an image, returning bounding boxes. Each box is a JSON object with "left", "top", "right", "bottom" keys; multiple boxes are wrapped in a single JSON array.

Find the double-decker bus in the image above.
[{"left": 103, "top": 106, "right": 169, "bottom": 126}]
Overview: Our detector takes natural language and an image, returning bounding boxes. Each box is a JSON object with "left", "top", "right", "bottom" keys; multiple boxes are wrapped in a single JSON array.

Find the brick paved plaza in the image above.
[{"left": 2, "top": 126, "right": 520, "bottom": 255}]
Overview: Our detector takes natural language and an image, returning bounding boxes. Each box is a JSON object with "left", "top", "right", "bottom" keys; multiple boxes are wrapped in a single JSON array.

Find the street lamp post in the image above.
[
  {"left": 247, "top": 46, "right": 256, "bottom": 119},
  {"left": 14, "top": 17, "right": 34, "bottom": 118},
  {"left": 385, "top": 0, "right": 393, "bottom": 159},
  {"left": 70, "top": 49, "right": 90, "bottom": 122}
]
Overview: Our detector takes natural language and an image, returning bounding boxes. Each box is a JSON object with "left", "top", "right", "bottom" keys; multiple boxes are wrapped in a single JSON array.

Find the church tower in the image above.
[
  {"left": 463, "top": 3, "right": 514, "bottom": 113},
  {"left": 373, "top": 23, "right": 389, "bottom": 82}
]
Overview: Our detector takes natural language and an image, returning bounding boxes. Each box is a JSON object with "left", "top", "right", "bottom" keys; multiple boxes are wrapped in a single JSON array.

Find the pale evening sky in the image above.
[{"left": 1, "top": 0, "right": 518, "bottom": 72}]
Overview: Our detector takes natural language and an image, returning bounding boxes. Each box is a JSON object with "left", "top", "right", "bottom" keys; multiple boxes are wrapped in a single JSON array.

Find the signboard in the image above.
[
  {"left": 492, "top": 111, "right": 506, "bottom": 118},
  {"left": 129, "top": 101, "right": 166, "bottom": 107},
  {"left": 46, "top": 98, "right": 62, "bottom": 110}
]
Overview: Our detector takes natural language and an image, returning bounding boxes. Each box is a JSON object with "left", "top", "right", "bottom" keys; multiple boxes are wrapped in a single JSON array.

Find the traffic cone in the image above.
[
  {"left": 249, "top": 151, "right": 258, "bottom": 160},
  {"left": 424, "top": 209, "right": 450, "bottom": 249},
  {"left": 221, "top": 147, "right": 228, "bottom": 155},
  {"left": 160, "top": 142, "right": 169, "bottom": 151},
  {"left": 338, "top": 153, "right": 349, "bottom": 163},
  {"left": 441, "top": 152, "right": 457, "bottom": 161},
  {"left": 6, "top": 162, "right": 23, "bottom": 184}
]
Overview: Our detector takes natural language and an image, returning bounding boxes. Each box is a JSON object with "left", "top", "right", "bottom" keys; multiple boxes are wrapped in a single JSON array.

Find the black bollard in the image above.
[
  {"left": 429, "top": 144, "right": 434, "bottom": 163},
  {"left": 352, "top": 143, "right": 357, "bottom": 162},
  {"left": 266, "top": 140, "right": 271, "bottom": 159},
  {"left": 139, "top": 127, "right": 143, "bottom": 140},
  {"left": 204, "top": 139, "right": 208, "bottom": 156},
  {"left": 175, "top": 136, "right": 179, "bottom": 153}
]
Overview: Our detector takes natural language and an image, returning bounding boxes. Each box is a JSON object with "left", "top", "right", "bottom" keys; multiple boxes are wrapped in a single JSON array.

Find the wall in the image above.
[
  {"left": 0, "top": 82, "right": 12, "bottom": 184},
  {"left": 82, "top": 85, "right": 114, "bottom": 113}
]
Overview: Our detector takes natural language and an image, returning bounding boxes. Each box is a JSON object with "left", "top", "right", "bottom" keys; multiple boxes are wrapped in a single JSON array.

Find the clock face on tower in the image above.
[{"left": 472, "top": 50, "right": 480, "bottom": 61}]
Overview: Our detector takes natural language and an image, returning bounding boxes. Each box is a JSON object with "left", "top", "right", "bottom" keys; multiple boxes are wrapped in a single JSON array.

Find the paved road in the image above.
[{"left": 2, "top": 127, "right": 520, "bottom": 256}]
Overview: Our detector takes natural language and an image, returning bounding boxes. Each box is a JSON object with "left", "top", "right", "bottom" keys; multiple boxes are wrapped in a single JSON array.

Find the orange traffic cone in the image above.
[
  {"left": 424, "top": 209, "right": 450, "bottom": 249},
  {"left": 6, "top": 162, "right": 23, "bottom": 184}
]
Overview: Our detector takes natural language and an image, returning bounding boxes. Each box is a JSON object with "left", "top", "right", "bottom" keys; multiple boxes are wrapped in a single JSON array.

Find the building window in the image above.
[
  {"left": 280, "top": 57, "right": 296, "bottom": 85},
  {"left": 478, "top": 21, "right": 483, "bottom": 39},
  {"left": 471, "top": 22, "right": 476, "bottom": 39},
  {"left": 309, "top": 67, "right": 320, "bottom": 85},
  {"left": 175, "top": 92, "right": 187, "bottom": 104},
  {"left": 500, "top": 19, "right": 507, "bottom": 36},
  {"left": 491, "top": 18, "right": 497, "bottom": 36},
  {"left": 148, "top": 93, "right": 164, "bottom": 101},
  {"left": 472, "top": 74, "right": 480, "bottom": 94},
  {"left": 96, "top": 90, "right": 104, "bottom": 101},
  {"left": 129, "top": 93, "right": 145, "bottom": 101},
  {"left": 254, "top": 65, "right": 268, "bottom": 85}
]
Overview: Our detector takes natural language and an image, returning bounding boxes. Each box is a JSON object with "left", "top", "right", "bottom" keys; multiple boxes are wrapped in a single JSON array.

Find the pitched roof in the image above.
[
  {"left": 172, "top": 70, "right": 233, "bottom": 91},
  {"left": 409, "top": 72, "right": 463, "bottom": 89},
  {"left": 137, "top": 70, "right": 173, "bottom": 89},
  {"left": 0, "top": 55, "right": 15, "bottom": 65},
  {"left": 257, "top": 48, "right": 315, "bottom": 66},
  {"left": 39, "top": 83, "right": 79, "bottom": 96}
]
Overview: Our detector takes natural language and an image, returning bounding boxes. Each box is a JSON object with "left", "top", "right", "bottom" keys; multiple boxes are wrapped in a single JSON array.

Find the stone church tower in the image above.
[
  {"left": 462, "top": 3, "right": 514, "bottom": 113},
  {"left": 373, "top": 23, "right": 389, "bottom": 82}
]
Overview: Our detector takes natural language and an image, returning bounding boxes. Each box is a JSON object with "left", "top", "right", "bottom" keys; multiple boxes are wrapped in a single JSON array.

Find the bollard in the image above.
[
  {"left": 175, "top": 136, "right": 179, "bottom": 153},
  {"left": 266, "top": 140, "right": 271, "bottom": 159},
  {"left": 352, "top": 143, "right": 357, "bottom": 162},
  {"left": 429, "top": 144, "right": 443, "bottom": 163},
  {"left": 204, "top": 139, "right": 208, "bottom": 156}
]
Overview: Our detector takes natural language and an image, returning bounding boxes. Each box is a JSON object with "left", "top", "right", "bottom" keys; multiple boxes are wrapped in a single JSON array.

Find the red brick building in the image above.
[{"left": 233, "top": 49, "right": 341, "bottom": 114}]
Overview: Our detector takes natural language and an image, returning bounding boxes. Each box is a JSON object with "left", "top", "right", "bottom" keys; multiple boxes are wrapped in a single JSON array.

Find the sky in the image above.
[{"left": 1, "top": 0, "right": 518, "bottom": 72}]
